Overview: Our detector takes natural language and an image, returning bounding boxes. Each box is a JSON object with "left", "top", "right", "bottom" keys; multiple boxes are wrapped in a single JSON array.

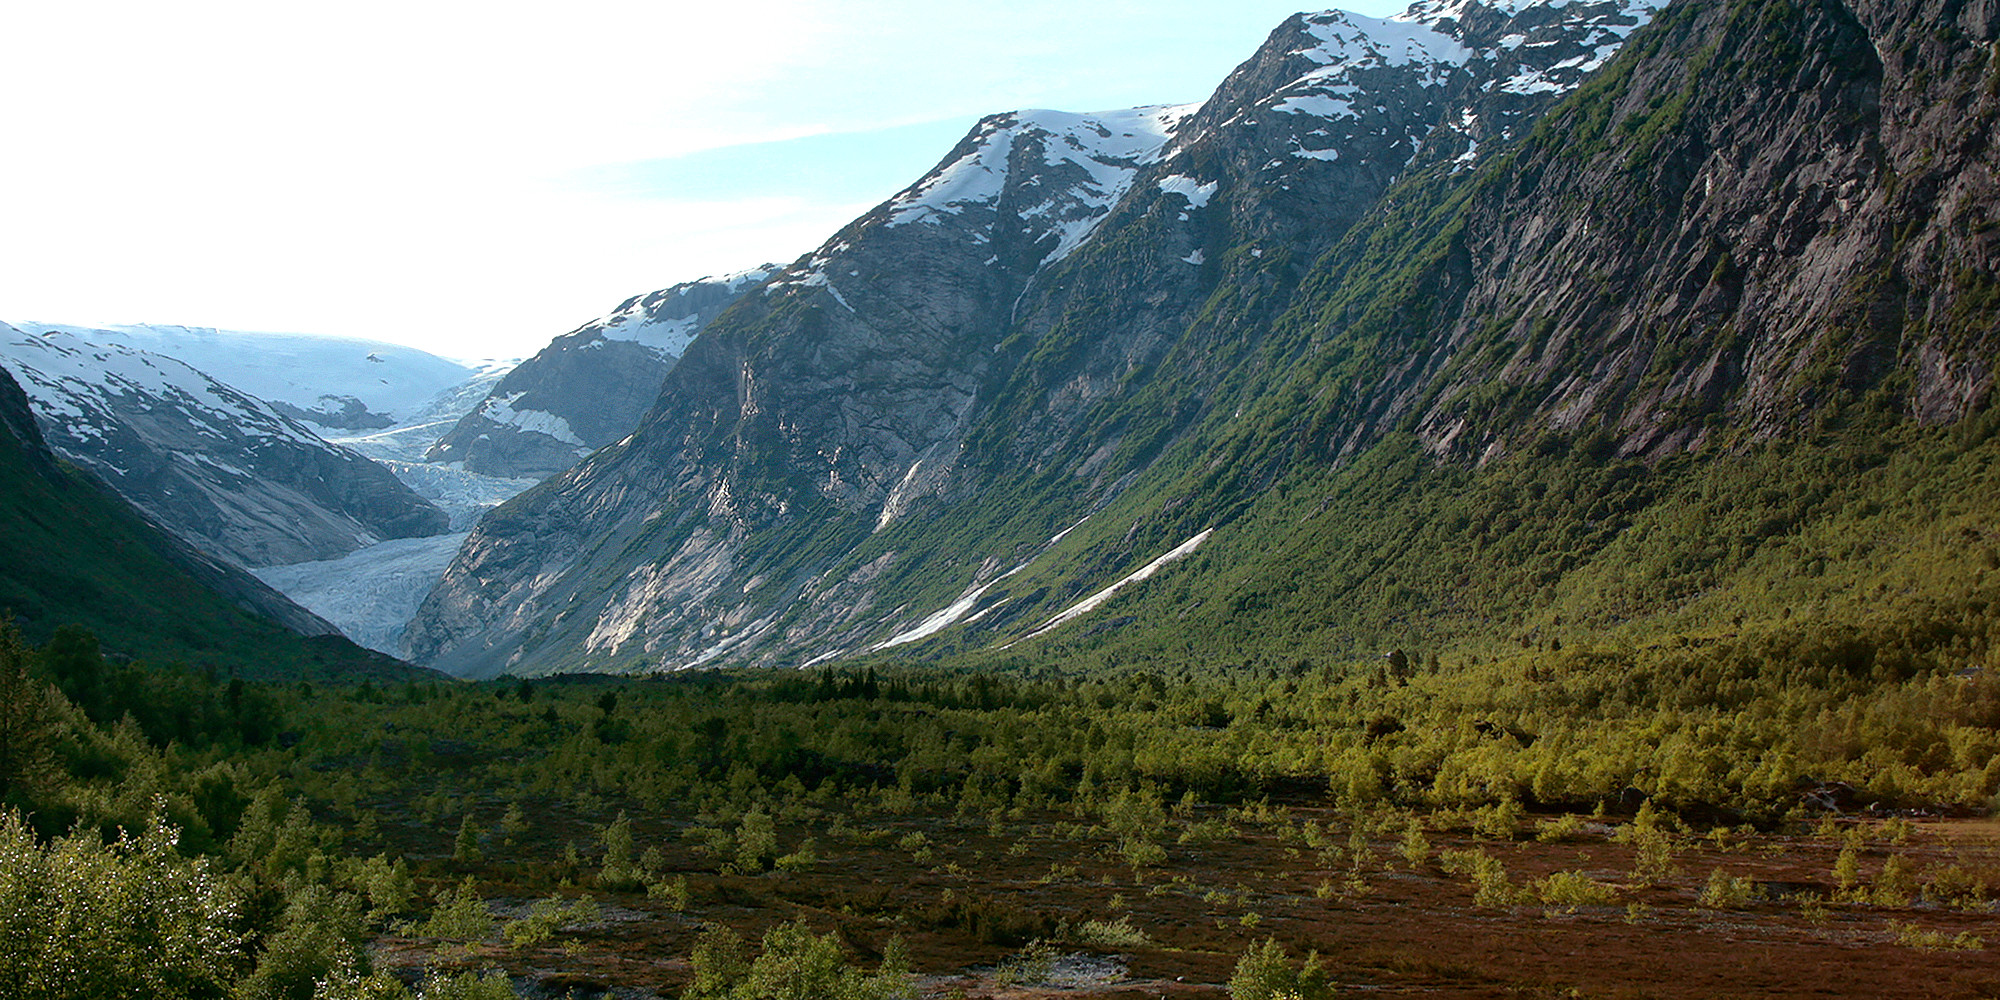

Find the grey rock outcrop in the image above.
[
  {"left": 406, "top": 0, "right": 1660, "bottom": 677},
  {"left": 425, "top": 266, "right": 778, "bottom": 481}
]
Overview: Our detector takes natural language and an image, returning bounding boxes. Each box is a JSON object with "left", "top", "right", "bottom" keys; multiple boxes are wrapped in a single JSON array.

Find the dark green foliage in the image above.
[
  {"left": 35, "top": 624, "right": 281, "bottom": 750},
  {"left": 0, "top": 622, "right": 59, "bottom": 804}
]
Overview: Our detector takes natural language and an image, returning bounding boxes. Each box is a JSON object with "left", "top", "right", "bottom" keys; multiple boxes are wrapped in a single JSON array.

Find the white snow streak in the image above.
[{"left": 1012, "top": 529, "right": 1214, "bottom": 645}]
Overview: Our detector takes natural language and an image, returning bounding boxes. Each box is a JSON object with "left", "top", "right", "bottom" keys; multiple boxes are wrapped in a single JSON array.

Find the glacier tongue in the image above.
[{"left": 253, "top": 533, "right": 472, "bottom": 657}]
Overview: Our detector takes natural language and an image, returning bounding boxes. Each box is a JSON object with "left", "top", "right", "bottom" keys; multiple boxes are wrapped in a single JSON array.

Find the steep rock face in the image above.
[
  {"left": 407, "top": 0, "right": 1665, "bottom": 677},
  {"left": 425, "top": 267, "right": 777, "bottom": 480},
  {"left": 0, "top": 324, "right": 449, "bottom": 568},
  {"left": 1242, "top": 0, "right": 2000, "bottom": 467}
]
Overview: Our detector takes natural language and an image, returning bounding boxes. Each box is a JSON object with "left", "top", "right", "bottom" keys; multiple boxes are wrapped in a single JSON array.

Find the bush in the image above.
[
  {"left": 1065, "top": 916, "right": 1150, "bottom": 950},
  {"left": 685, "top": 920, "right": 912, "bottom": 1000},
  {"left": 600, "top": 812, "right": 642, "bottom": 891},
  {"left": 503, "top": 895, "right": 599, "bottom": 949},
  {"left": 648, "top": 873, "right": 692, "bottom": 910},
  {"left": 736, "top": 809, "right": 778, "bottom": 872},
  {"left": 1228, "top": 937, "right": 1331, "bottom": 1000},
  {"left": 1696, "top": 869, "right": 1759, "bottom": 910},
  {"left": 994, "top": 940, "right": 1061, "bottom": 987},
  {"left": 0, "top": 806, "right": 244, "bottom": 1000},
  {"left": 236, "top": 883, "right": 369, "bottom": 1000},
  {"left": 1533, "top": 870, "right": 1620, "bottom": 912},
  {"left": 1890, "top": 920, "right": 1985, "bottom": 951},
  {"left": 419, "top": 877, "right": 494, "bottom": 943},
  {"left": 1440, "top": 848, "right": 1519, "bottom": 907}
]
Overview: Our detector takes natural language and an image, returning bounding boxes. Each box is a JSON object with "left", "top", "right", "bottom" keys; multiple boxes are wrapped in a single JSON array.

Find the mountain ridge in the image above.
[
  {"left": 406, "top": 0, "right": 1697, "bottom": 677},
  {"left": 425, "top": 266, "right": 779, "bottom": 480},
  {"left": 0, "top": 323, "right": 450, "bottom": 568},
  {"left": 0, "top": 361, "right": 431, "bottom": 681}
]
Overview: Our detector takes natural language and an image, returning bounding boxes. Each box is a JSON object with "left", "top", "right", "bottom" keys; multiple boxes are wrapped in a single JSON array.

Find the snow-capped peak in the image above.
[
  {"left": 0, "top": 325, "right": 328, "bottom": 452},
  {"left": 586, "top": 264, "right": 780, "bottom": 359},
  {"left": 1296, "top": 9, "right": 1472, "bottom": 72},
  {"left": 882, "top": 104, "right": 1200, "bottom": 266}
]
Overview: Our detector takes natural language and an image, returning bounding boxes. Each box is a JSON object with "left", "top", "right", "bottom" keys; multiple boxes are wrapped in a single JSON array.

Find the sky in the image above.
[{"left": 1, "top": 0, "right": 1404, "bottom": 362}]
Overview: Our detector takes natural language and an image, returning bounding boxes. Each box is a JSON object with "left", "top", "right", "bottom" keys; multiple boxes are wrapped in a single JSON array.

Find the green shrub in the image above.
[
  {"left": 995, "top": 940, "right": 1060, "bottom": 987},
  {"left": 600, "top": 812, "right": 643, "bottom": 891},
  {"left": 348, "top": 855, "right": 416, "bottom": 922},
  {"left": 1696, "top": 869, "right": 1758, "bottom": 910},
  {"left": 418, "top": 877, "right": 494, "bottom": 944},
  {"left": 736, "top": 809, "right": 779, "bottom": 872},
  {"left": 1065, "top": 916, "right": 1150, "bottom": 950},
  {"left": 1399, "top": 819, "right": 1431, "bottom": 866},
  {"left": 1889, "top": 920, "right": 1984, "bottom": 951},
  {"left": 451, "top": 815, "right": 481, "bottom": 863},
  {"left": 1533, "top": 870, "right": 1620, "bottom": 912},
  {"left": 685, "top": 920, "right": 912, "bottom": 1000},
  {"left": 1228, "top": 937, "right": 1331, "bottom": 1000},
  {"left": 648, "top": 873, "right": 693, "bottom": 910},
  {"left": 1535, "top": 814, "right": 1589, "bottom": 843},
  {"left": 413, "top": 970, "right": 517, "bottom": 1000},
  {"left": 503, "top": 895, "right": 599, "bottom": 949},
  {"left": 0, "top": 807, "right": 244, "bottom": 1000},
  {"left": 1440, "top": 848, "right": 1519, "bottom": 907}
]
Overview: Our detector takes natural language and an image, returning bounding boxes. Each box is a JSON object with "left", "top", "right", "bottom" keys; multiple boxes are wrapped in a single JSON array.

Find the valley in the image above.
[{"left": 0, "top": 0, "right": 1997, "bottom": 996}]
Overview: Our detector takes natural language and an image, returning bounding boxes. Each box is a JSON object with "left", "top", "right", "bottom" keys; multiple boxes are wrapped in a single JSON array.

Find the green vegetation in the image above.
[{"left": 4, "top": 613, "right": 1998, "bottom": 994}]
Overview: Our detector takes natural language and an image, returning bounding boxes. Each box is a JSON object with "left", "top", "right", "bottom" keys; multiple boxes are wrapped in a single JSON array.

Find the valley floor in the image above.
[{"left": 369, "top": 797, "right": 2000, "bottom": 999}]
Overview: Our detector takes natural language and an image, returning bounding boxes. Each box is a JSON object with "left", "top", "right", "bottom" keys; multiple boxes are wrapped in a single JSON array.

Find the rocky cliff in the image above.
[
  {"left": 425, "top": 266, "right": 778, "bottom": 480},
  {"left": 1280, "top": 0, "right": 2000, "bottom": 465},
  {"left": 406, "top": 0, "right": 1688, "bottom": 677}
]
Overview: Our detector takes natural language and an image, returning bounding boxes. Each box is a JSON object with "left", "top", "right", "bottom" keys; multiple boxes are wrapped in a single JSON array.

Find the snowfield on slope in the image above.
[{"left": 11, "top": 322, "right": 484, "bottom": 425}]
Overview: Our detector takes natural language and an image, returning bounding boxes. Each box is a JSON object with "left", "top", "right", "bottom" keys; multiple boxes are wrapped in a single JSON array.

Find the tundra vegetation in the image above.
[{"left": 3, "top": 609, "right": 1999, "bottom": 998}]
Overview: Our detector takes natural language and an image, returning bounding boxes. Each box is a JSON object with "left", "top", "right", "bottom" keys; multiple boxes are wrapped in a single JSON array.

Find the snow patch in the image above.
[
  {"left": 478, "top": 392, "right": 585, "bottom": 447},
  {"left": 1012, "top": 529, "right": 1214, "bottom": 645},
  {"left": 1294, "top": 10, "right": 1470, "bottom": 74},
  {"left": 873, "top": 578, "right": 1006, "bottom": 650},
  {"left": 1271, "top": 94, "right": 1357, "bottom": 119},
  {"left": 881, "top": 104, "right": 1198, "bottom": 267},
  {"left": 1157, "top": 175, "right": 1219, "bottom": 208}
]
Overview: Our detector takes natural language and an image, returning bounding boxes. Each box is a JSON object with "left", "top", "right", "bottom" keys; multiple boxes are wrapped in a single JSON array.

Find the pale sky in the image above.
[{"left": 1, "top": 0, "right": 1404, "bottom": 361}]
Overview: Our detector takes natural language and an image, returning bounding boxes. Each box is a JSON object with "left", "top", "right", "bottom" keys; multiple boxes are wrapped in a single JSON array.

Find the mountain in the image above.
[
  {"left": 12, "top": 322, "right": 487, "bottom": 433},
  {"left": 0, "top": 324, "right": 449, "bottom": 568},
  {"left": 408, "top": 0, "right": 2000, "bottom": 680},
  {"left": 424, "top": 266, "right": 778, "bottom": 480},
  {"left": 324, "top": 358, "right": 516, "bottom": 466},
  {"left": 405, "top": 0, "right": 1683, "bottom": 677},
  {"left": 0, "top": 361, "right": 428, "bottom": 681}
]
